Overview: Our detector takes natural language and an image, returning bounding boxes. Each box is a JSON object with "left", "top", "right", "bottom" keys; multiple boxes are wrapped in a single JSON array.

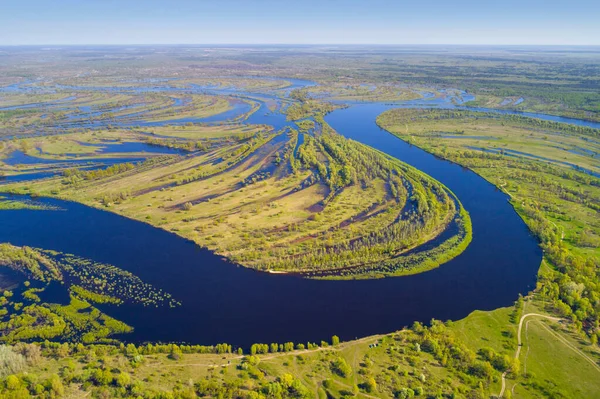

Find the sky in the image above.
[{"left": 1, "top": 0, "right": 599, "bottom": 46}]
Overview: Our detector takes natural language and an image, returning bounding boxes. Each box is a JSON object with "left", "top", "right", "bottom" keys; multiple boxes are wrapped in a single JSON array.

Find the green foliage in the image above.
[
  {"left": 262, "top": 124, "right": 472, "bottom": 277},
  {"left": 0, "top": 246, "right": 177, "bottom": 343},
  {"left": 70, "top": 285, "right": 122, "bottom": 305},
  {"left": 285, "top": 98, "right": 338, "bottom": 121},
  {"left": 330, "top": 357, "right": 352, "bottom": 377},
  {"left": 0, "top": 244, "right": 184, "bottom": 343},
  {"left": 0, "top": 244, "right": 62, "bottom": 282},
  {"left": 0, "top": 346, "right": 27, "bottom": 378},
  {"left": 378, "top": 108, "right": 600, "bottom": 342},
  {"left": 63, "top": 162, "right": 136, "bottom": 183}
]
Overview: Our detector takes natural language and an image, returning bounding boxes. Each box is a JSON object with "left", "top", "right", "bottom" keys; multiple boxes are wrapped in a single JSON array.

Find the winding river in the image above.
[{"left": 0, "top": 78, "right": 563, "bottom": 347}]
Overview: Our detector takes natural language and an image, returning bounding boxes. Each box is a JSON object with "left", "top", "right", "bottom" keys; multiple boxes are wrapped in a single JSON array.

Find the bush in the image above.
[
  {"left": 115, "top": 372, "right": 131, "bottom": 387},
  {"left": 0, "top": 346, "right": 27, "bottom": 378},
  {"left": 15, "top": 343, "right": 42, "bottom": 366},
  {"left": 396, "top": 387, "right": 415, "bottom": 399},
  {"left": 331, "top": 357, "right": 352, "bottom": 377}
]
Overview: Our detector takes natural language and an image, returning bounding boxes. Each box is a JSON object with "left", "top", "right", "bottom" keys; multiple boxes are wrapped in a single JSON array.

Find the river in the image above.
[{"left": 0, "top": 77, "right": 553, "bottom": 347}]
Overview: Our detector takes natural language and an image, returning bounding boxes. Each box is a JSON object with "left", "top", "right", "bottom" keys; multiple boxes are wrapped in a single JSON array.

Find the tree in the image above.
[
  {"left": 468, "top": 361, "right": 494, "bottom": 380},
  {"left": 331, "top": 357, "right": 352, "bottom": 377},
  {"left": 364, "top": 377, "right": 377, "bottom": 393},
  {"left": 56, "top": 343, "right": 70, "bottom": 358},
  {"left": 396, "top": 388, "right": 415, "bottom": 399},
  {"left": 92, "top": 369, "right": 113, "bottom": 386},
  {"left": 5, "top": 375, "right": 21, "bottom": 390},
  {"left": 283, "top": 342, "right": 294, "bottom": 352},
  {"left": 169, "top": 345, "right": 182, "bottom": 360},
  {"left": 115, "top": 372, "right": 131, "bottom": 387},
  {"left": 279, "top": 373, "right": 294, "bottom": 388},
  {"left": 331, "top": 335, "right": 340, "bottom": 346},
  {"left": 20, "top": 344, "right": 41, "bottom": 365},
  {"left": 491, "top": 354, "right": 511, "bottom": 372},
  {"left": 48, "top": 374, "right": 65, "bottom": 396}
]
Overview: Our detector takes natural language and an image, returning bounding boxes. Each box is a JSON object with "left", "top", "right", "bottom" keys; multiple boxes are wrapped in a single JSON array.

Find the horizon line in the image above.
[{"left": 2, "top": 43, "right": 600, "bottom": 47}]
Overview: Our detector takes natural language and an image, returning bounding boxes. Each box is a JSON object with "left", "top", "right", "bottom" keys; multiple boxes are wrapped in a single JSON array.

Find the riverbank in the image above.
[{"left": 376, "top": 108, "right": 600, "bottom": 349}]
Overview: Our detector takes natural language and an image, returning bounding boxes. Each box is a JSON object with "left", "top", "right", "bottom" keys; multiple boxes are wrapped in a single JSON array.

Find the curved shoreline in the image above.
[{"left": 0, "top": 78, "right": 545, "bottom": 346}]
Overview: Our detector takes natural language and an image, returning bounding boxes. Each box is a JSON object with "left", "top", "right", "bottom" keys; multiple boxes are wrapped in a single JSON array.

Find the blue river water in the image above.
[{"left": 0, "top": 76, "right": 579, "bottom": 347}]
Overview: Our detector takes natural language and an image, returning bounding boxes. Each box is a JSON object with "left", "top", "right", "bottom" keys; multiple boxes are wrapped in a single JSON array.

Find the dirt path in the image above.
[
  {"left": 536, "top": 321, "right": 600, "bottom": 373},
  {"left": 523, "top": 319, "right": 532, "bottom": 376},
  {"left": 498, "top": 313, "right": 562, "bottom": 398},
  {"left": 498, "top": 179, "right": 513, "bottom": 199},
  {"left": 147, "top": 335, "right": 386, "bottom": 398},
  {"left": 154, "top": 334, "right": 383, "bottom": 369},
  {"left": 501, "top": 313, "right": 600, "bottom": 398}
]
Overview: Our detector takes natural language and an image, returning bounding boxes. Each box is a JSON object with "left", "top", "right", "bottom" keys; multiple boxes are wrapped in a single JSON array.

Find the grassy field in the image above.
[
  {"left": 305, "top": 82, "right": 422, "bottom": 102},
  {"left": 516, "top": 315, "right": 600, "bottom": 398},
  {"left": 452, "top": 297, "right": 600, "bottom": 399}
]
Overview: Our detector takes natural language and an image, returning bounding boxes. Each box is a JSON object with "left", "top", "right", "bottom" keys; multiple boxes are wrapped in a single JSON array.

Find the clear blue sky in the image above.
[{"left": 1, "top": 0, "right": 598, "bottom": 45}]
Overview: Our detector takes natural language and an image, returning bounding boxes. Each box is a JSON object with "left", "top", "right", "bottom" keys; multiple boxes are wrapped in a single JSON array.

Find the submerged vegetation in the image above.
[{"left": 0, "top": 243, "right": 179, "bottom": 343}]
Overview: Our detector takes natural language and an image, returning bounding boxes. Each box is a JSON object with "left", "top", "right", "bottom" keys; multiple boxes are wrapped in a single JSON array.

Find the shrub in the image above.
[
  {"left": 331, "top": 357, "right": 352, "bottom": 378},
  {"left": 0, "top": 346, "right": 27, "bottom": 378}
]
